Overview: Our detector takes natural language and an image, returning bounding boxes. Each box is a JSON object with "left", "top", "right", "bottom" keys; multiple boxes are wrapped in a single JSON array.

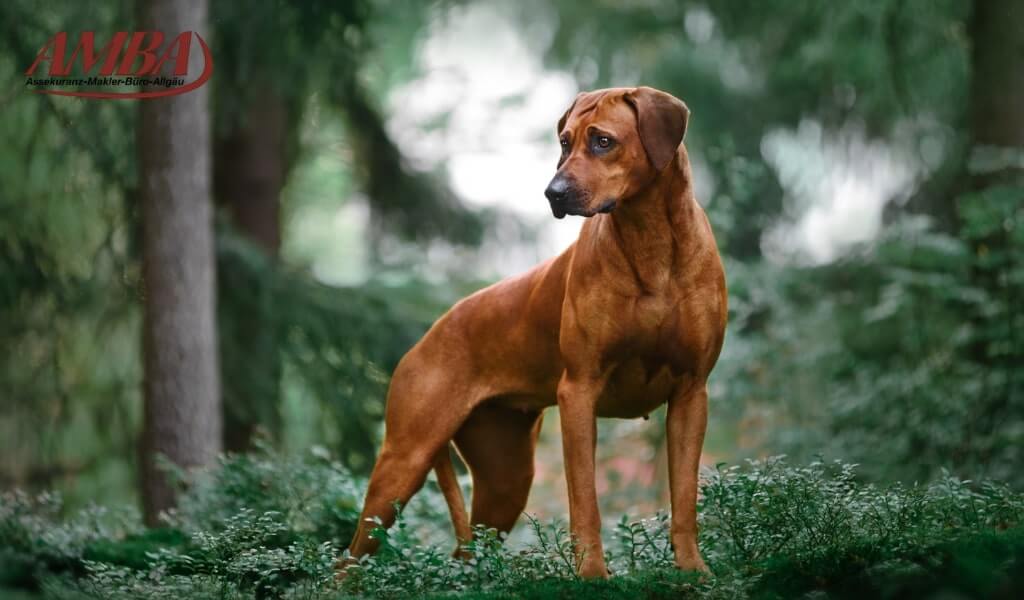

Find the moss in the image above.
[{"left": 82, "top": 528, "right": 189, "bottom": 571}]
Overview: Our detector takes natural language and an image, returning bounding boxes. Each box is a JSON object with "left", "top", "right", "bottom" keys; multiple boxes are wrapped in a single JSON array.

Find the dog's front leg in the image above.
[
  {"left": 666, "top": 380, "right": 710, "bottom": 573},
  {"left": 557, "top": 371, "right": 608, "bottom": 579}
]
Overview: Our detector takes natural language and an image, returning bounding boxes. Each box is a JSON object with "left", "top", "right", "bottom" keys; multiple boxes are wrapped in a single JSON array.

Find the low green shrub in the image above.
[
  {"left": 1, "top": 452, "right": 1022, "bottom": 599},
  {"left": 168, "top": 443, "right": 366, "bottom": 548},
  {"left": 0, "top": 490, "right": 140, "bottom": 588},
  {"left": 700, "top": 457, "right": 1024, "bottom": 568}
]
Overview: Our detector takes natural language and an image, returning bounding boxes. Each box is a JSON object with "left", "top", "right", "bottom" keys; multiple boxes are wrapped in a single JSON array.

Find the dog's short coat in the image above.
[{"left": 340, "top": 86, "right": 727, "bottom": 578}]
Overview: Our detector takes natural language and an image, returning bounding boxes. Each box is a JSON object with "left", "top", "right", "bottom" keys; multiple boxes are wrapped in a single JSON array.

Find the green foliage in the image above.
[
  {"left": 713, "top": 184, "right": 1024, "bottom": 485},
  {"left": 0, "top": 0, "right": 141, "bottom": 508},
  {"left": 168, "top": 443, "right": 364, "bottom": 548},
  {"left": 0, "top": 491, "right": 140, "bottom": 589},
  {"left": 3, "top": 454, "right": 1022, "bottom": 599},
  {"left": 700, "top": 457, "right": 1024, "bottom": 569},
  {"left": 342, "top": 514, "right": 584, "bottom": 595}
]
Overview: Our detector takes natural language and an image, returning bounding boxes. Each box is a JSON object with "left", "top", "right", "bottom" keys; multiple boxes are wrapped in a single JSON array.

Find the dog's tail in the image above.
[{"left": 433, "top": 443, "right": 472, "bottom": 550}]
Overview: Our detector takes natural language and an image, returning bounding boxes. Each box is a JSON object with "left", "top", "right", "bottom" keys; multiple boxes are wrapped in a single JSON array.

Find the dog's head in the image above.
[{"left": 544, "top": 86, "right": 689, "bottom": 219}]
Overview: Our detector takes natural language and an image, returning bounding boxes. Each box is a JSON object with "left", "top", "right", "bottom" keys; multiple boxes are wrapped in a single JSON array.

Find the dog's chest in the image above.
[{"left": 596, "top": 358, "right": 679, "bottom": 418}]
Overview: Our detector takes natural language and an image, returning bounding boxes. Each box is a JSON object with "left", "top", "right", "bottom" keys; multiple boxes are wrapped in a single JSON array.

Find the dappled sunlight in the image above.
[
  {"left": 387, "top": 3, "right": 584, "bottom": 275},
  {"left": 761, "top": 120, "right": 919, "bottom": 264}
]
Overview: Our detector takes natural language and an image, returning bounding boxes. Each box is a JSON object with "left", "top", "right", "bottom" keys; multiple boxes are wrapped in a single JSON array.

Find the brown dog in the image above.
[{"left": 341, "top": 86, "right": 727, "bottom": 578}]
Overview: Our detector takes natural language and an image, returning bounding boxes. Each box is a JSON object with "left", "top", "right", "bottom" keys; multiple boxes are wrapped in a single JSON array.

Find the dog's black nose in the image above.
[{"left": 544, "top": 175, "right": 571, "bottom": 203}]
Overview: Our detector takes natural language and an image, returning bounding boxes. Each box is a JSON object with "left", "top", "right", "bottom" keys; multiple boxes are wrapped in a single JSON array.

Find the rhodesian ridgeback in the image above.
[{"left": 340, "top": 86, "right": 727, "bottom": 578}]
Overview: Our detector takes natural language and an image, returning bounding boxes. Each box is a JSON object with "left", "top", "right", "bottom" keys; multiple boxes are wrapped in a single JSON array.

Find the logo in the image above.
[{"left": 24, "top": 31, "right": 213, "bottom": 99}]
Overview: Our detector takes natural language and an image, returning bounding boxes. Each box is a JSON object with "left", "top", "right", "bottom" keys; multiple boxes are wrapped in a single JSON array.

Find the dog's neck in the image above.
[{"left": 595, "top": 148, "right": 702, "bottom": 293}]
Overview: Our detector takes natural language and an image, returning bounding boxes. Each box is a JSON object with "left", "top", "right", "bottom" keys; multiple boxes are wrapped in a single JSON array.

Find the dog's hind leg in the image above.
[
  {"left": 454, "top": 403, "right": 543, "bottom": 536},
  {"left": 342, "top": 359, "right": 479, "bottom": 564},
  {"left": 433, "top": 443, "right": 472, "bottom": 550}
]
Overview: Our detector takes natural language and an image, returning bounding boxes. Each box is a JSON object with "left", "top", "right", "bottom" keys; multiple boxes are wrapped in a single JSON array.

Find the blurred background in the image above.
[{"left": 1, "top": 0, "right": 1021, "bottom": 528}]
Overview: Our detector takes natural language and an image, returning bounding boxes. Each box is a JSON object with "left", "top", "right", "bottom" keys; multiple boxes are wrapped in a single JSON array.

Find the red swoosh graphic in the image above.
[{"left": 31, "top": 32, "right": 213, "bottom": 100}]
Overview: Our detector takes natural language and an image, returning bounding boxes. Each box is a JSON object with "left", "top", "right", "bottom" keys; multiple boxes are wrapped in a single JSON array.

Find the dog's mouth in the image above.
[
  {"left": 550, "top": 198, "right": 616, "bottom": 220},
  {"left": 550, "top": 199, "right": 586, "bottom": 219}
]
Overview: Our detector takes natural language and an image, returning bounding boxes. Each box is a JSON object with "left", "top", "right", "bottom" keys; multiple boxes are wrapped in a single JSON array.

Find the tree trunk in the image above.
[
  {"left": 216, "top": 94, "right": 287, "bottom": 256},
  {"left": 137, "top": 0, "right": 220, "bottom": 525},
  {"left": 214, "top": 93, "right": 288, "bottom": 452},
  {"left": 962, "top": 0, "right": 1024, "bottom": 461},
  {"left": 969, "top": 0, "right": 1024, "bottom": 154},
  {"left": 965, "top": 0, "right": 1024, "bottom": 325}
]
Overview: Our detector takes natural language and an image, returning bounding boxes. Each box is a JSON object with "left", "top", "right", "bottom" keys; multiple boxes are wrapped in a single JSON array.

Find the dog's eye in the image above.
[
  {"left": 591, "top": 134, "right": 615, "bottom": 154},
  {"left": 560, "top": 137, "right": 570, "bottom": 152}
]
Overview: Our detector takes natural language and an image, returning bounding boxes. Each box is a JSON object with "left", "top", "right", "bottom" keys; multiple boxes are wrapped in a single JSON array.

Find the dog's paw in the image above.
[
  {"left": 675, "top": 555, "right": 710, "bottom": 575},
  {"left": 577, "top": 558, "right": 611, "bottom": 579},
  {"left": 333, "top": 556, "right": 360, "bottom": 584},
  {"left": 451, "top": 546, "right": 473, "bottom": 561}
]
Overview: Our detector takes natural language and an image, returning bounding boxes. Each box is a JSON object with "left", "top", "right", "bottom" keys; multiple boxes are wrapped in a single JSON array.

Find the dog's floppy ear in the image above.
[
  {"left": 557, "top": 92, "right": 584, "bottom": 135},
  {"left": 624, "top": 87, "right": 689, "bottom": 171}
]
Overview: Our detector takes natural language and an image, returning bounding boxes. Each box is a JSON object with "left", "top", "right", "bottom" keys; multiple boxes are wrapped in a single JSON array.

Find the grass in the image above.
[{"left": 1, "top": 449, "right": 1022, "bottom": 599}]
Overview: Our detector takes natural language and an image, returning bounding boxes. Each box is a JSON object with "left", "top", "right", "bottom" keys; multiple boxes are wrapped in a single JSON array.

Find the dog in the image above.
[{"left": 339, "top": 86, "right": 727, "bottom": 579}]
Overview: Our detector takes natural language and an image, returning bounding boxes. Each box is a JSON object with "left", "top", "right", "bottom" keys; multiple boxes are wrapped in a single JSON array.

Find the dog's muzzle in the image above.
[{"left": 544, "top": 174, "right": 583, "bottom": 220}]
